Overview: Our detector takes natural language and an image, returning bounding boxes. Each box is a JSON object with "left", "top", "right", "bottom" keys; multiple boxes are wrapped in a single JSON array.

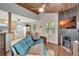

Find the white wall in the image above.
[{"left": 36, "top": 13, "right": 58, "bottom": 44}]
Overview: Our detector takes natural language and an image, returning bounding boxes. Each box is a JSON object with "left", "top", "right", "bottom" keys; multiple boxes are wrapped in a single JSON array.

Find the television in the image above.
[{"left": 59, "top": 16, "right": 76, "bottom": 29}]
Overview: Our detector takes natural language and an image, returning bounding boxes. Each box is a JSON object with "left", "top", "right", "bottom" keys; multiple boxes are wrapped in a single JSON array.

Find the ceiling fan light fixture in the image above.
[{"left": 39, "top": 7, "right": 44, "bottom": 12}]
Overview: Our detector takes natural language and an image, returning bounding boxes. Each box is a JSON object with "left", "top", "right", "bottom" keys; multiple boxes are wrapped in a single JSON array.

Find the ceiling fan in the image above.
[
  {"left": 30, "top": 3, "right": 65, "bottom": 14},
  {"left": 31, "top": 3, "right": 46, "bottom": 13},
  {"left": 30, "top": 3, "right": 63, "bottom": 13}
]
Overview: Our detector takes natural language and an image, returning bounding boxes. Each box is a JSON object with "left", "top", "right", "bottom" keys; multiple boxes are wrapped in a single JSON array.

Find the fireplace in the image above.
[{"left": 62, "top": 36, "right": 71, "bottom": 50}]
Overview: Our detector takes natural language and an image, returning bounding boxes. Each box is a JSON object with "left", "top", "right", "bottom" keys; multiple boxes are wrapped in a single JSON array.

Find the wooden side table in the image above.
[{"left": 40, "top": 36, "right": 47, "bottom": 46}]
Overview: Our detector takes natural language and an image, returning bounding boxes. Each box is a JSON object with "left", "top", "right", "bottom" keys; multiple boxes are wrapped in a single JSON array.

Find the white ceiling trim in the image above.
[{"left": 0, "top": 3, "right": 38, "bottom": 20}]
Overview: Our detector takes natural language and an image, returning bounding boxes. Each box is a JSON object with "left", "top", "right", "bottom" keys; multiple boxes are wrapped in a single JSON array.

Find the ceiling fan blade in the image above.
[
  {"left": 42, "top": 4, "right": 46, "bottom": 8},
  {"left": 31, "top": 8, "right": 40, "bottom": 10}
]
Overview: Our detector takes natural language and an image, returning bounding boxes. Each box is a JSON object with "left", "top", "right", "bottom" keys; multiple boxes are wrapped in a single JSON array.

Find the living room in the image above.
[{"left": 0, "top": 3, "right": 79, "bottom": 56}]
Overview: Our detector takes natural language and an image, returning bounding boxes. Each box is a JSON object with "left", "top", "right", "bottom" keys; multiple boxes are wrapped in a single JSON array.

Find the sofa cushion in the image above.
[
  {"left": 11, "top": 46, "right": 18, "bottom": 56},
  {"left": 14, "top": 40, "right": 29, "bottom": 56},
  {"left": 25, "top": 36, "right": 34, "bottom": 47}
]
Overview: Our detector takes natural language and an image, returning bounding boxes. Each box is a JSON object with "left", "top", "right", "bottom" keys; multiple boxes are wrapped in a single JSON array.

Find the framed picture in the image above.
[{"left": 59, "top": 16, "right": 76, "bottom": 29}]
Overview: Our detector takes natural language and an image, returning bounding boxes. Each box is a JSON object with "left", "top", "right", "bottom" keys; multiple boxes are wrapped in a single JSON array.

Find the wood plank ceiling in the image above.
[{"left": 17, "top": 3, "right": 79, "bottom": 14}]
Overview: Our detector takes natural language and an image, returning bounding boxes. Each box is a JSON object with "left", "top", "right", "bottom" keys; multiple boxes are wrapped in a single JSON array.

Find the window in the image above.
[{"left": 0, "top": 10, "right": 8, "bottom": 32}]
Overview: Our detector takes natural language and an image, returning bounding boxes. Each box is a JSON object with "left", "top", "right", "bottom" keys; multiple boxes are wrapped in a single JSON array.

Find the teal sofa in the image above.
[{"left": 11, "top": 36, "right": 43, "bottom": 56}]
